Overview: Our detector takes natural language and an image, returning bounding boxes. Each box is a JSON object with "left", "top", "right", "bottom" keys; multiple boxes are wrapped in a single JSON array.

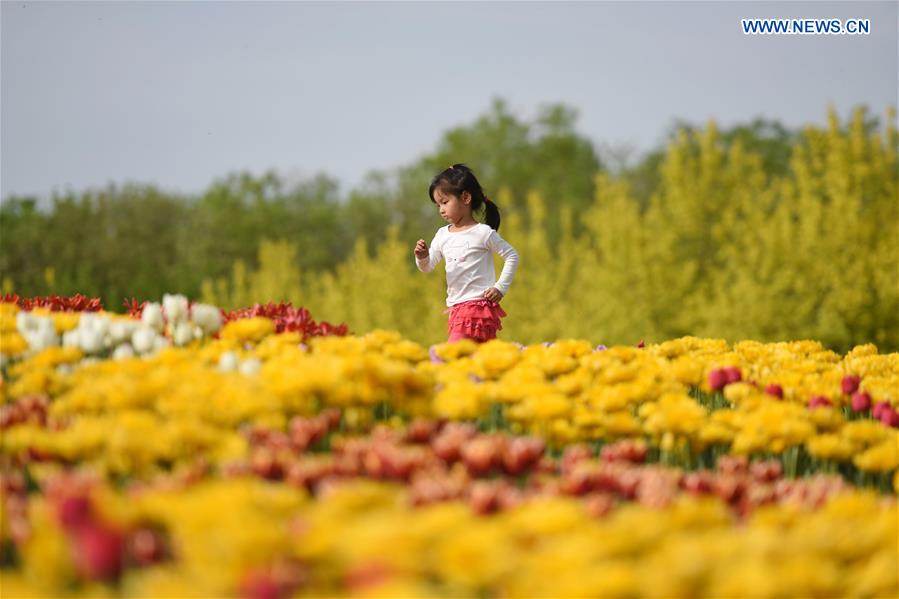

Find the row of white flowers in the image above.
[{"left": 12, "top": 294, "right": 223, "bottom": 361}]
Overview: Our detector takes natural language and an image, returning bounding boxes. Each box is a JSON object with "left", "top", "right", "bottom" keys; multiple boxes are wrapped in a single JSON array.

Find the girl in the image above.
[{"left": 414, "top": 164, "right": 519, "bottom": 343}]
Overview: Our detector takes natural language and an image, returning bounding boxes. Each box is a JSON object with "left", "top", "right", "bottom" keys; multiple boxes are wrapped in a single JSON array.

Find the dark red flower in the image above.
[
  {"left": 841, "top": 375, "right": 861, "bottom": 395},
  {"left": 850, "top": 392, "right": 871, "bottom": 413},
  {"left": 808, "top": 396, "right": 833, "bottom": 409}
]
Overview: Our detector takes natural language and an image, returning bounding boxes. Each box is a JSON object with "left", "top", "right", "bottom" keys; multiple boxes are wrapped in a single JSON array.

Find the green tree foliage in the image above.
[
  {"left": 2, "top": 104, "right": 895, "bottom": 351},
  {"left": 370, "top": 97, "right": 603, "bottom": 247}
]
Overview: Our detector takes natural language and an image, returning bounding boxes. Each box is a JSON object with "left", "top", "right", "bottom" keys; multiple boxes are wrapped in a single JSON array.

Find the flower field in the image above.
[{"left": 1, "top": 296, "right": 897, "bottom": 598}]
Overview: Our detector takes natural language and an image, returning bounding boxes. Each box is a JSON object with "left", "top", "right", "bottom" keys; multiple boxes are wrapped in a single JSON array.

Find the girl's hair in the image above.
[{"left": 428, "top": 163, "right": 501, "bottom": 231}]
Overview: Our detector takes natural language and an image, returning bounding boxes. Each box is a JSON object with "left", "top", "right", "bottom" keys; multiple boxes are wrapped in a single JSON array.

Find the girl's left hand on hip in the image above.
[{"left": 482, "top": 288, "right": 503, "bottom": 302}]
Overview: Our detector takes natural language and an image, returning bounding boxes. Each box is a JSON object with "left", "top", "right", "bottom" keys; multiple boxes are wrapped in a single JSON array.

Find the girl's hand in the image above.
[
  {"left": 482, "top": 287, "right": 504, "bottom": 302},
  {"left": 414, "top": 239, "right": 429, "bottom": 259}
]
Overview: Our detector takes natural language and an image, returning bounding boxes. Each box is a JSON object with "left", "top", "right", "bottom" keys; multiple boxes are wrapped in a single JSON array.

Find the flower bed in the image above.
[{"left": 0, "top": 299, "right": 896, "bottom": 597}]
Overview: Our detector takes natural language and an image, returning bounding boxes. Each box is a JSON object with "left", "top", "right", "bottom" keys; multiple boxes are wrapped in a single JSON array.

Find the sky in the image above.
[{"left": 2, "top": 1, "right": 897, "bottom": 201}]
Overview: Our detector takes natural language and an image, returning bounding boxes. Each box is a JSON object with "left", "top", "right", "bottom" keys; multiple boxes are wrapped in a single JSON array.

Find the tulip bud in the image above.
[
  {"left": 764, "top": 384, "right": 783, "bottom": 399},
  {"left": 841, "top": 375, "right": 860, "bottom": 395},
  {"left": 25, "top": 322, "right": 60, "bottom": 353},
  {"left": 172, "top": 321, "right": 194, "bottom": 347},
  {"left": 72, "top": 525, "right": 125, "bottom": 581},
  {"left": 708, "top": 369, "right": 728, "bottom": 391},
  {"left": 141, "top": 303, "right": 165, "bottom": 333},
  {"left": 724, "top": 367, "right": 742, "bottom": 384},
  {"left": 850, "top": 392, "right": 871, "bottom": 413},
  {"left": 109, "top": 321, "right": 136, "bottom": 345},
  {"left": 872, "top": 401, "right": 890, "bottom": 420},
  {"left": 879, "top": 406, "right": 899, "bottom": 428},
  {"left": 808, "top": 396, "right": 832, "bottom": 409},
  {"left": 78, "top": 329, "right": 105, "bottom": 355},
  {"left": 131, "top": 326, "right": 156, "bottom": 354},
  {"left": 162, "top": 294, "right": 189, "bottom": 326},
  {"left": 191, "top": 303, "right": 223, "bottom": 335},
  {"left": 112, "top": 344, "right": 135, "bottom": 361}
]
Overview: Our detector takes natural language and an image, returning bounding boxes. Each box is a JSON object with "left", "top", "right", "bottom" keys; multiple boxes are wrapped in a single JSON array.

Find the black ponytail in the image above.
[
  {"left": 428, "top": 163, "right": 501, "bottom": 231},
  {"left": 482, "top": 196, "right": 501, "bottom": 231}
]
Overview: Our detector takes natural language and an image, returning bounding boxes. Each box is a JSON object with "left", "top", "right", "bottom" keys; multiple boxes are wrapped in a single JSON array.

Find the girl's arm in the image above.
[
  {"left": 415, "top": 233, "right": 444, "bottom": 273},
  {"left": 486, "top": 230, "right": 519, "bottom": 296}
]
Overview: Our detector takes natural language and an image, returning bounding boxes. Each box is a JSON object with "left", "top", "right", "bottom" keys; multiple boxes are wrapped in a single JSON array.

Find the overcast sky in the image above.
[{"left": 2, "top": 1, "right": 896, "bottom": 200}]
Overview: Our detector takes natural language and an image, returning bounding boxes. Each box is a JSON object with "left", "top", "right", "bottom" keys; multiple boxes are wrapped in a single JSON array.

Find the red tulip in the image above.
[
  {"left": 808, "top": 396, "right": 832, "bottom": 409},
  {"left": 681, "top": 471, "right": 714, "bottom": 495},
  {"left": 872, "top": 401, "right": 890, "bottom": 420},
  {"left": 127, "top": 528, "right": 168, "bottom": 566},
  {"left": 764, "top": 384, "right": 784, "bottom": 399},
  {"left": 406, "top": 419, "right": 437, "bottom": 444},
  {"left": 717, "top": 455, "right": 748, "bottom": 476},
  {"left": 750, "top": 460, "right": 782, "bottom": 482},
  {"left": 841, "top": 375, "right": 860, "bottom": 395},
  {"left": 708, "top": 369, "right": 728, "bottom": 391},
  {"left": 560, "top": 444, "right": 593, "bottom": 475},
  {"left": 850, "top": 392, "right": 871, "bottom": 413},
  {"left": 879, "top": 406, "right": 899, "bottom": 428},
  {"left": 723, "top": 367, "right": 742, "bottom": 384},
  {"left": 583, "top": 493, "right": 616, "bottom": 518},
  {"left": 72, "top": 525, "right": 125, "bottom": 581},
  {"left": 462, "top": 436, "right": 503, "bottom": 477},
  {"left": 239, "top": 570, "right": 282, "bottom": 599},
  {"left": 57, "top": 495, "right": 93, "bottom": 532},
  {"left": 502, "top": 437, "right": 543, "bottom": 475},
  {"left": 469, "top": 482, "right": 500, "bottom": 514}
]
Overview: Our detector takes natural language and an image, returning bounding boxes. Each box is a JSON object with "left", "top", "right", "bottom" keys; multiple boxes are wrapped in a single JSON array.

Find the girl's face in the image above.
[{"left": 433, "top": 188, "right": 472, "bottom": 225}]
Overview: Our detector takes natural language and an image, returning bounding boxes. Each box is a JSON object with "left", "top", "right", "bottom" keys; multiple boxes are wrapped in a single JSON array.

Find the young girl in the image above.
[{"left": 414, "top": 164, "right": 519, "bottom": 343}]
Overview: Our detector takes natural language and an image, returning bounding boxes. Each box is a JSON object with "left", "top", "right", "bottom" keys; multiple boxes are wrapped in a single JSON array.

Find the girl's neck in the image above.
[{"left": 448, "top": 216, "right": 478, "bottom": 231}]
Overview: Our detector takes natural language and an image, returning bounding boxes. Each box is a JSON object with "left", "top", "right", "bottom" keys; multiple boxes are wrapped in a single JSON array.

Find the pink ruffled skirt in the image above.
[{"left": 444, "top": 298, "right": 507, "bottom": 343}]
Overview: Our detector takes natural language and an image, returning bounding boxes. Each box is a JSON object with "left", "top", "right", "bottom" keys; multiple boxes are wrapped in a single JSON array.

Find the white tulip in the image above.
[
  {"left": 78, "top": 328, "right": 105, "bottom": 354},
  {"left": 239, "top": 358, "right": 261, "bottom": 376},
  {"left": 109, "top": 321, "right": 136, "bottom": 345},
  {"left": 172, "top": 321, "right": 194, "bottom": 346},
  {"left": 191, "top": 303, "right": 222, "bottom": 335},
  {"left": 112, "top": 344, "right": 135, "bottom": 360},
  {"left": 142, "top": 303, "right": 165, "bottom": 333},
  {"left": 153, "top": 335, "right": 171, "bottom": 354},
  {"left": 132, "top": 326, "right": 156, "bottom": 354},
  {"left": 163, "top": 294, "right": 189, "bottom": 326},
  {"left": 62, "top": 329, "right": 80, "bottom": 348},
  {"left": 85, "top": 314, "right": 112, "bottom": 338},
  {"left": 25, "top": 321, "right": 59, "bottom": 353},
  {"left": 16, "top": 312, "right": 37, "bottom": 334},
  {"left": 218, "top": 351, "right": 239, "bottom": 372}
]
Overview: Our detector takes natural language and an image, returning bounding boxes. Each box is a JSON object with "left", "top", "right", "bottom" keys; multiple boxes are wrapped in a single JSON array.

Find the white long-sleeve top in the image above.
[{"left": 415, "top": 223, "right": 520, "bottom": 307}]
